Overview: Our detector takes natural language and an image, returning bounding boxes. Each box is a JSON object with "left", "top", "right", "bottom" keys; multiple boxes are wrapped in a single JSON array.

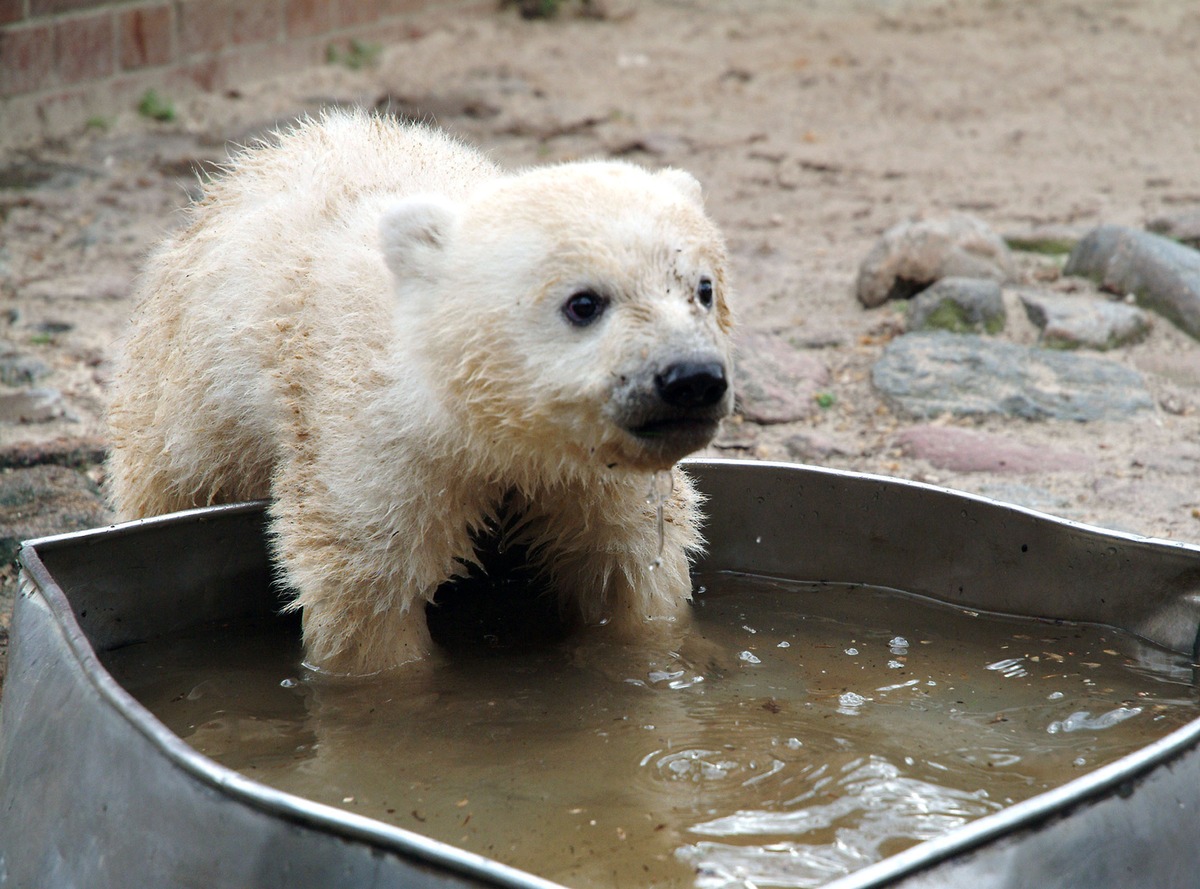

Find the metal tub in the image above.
[{"left": 3, "top": 458, "right": 1200, "bottom": 888}]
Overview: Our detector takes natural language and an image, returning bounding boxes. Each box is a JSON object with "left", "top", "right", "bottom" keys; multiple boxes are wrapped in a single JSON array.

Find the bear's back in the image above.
[{"left": 206, "top": 111, "right": 499, "bottom": 217}]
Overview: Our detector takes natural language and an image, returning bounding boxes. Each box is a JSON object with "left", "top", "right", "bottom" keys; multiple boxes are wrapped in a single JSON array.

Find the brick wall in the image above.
[{"left": 0, "top": 0, "right": 481, "bottom": 149}]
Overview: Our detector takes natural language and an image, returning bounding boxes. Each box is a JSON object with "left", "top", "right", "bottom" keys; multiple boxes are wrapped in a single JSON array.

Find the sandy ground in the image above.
[{"left": 4, "top": 0, "right": 1200, "bottom": 680}]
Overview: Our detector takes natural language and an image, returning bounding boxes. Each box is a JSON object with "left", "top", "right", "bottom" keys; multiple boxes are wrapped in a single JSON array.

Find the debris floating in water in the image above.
[{"left": 647, "top": 469, "right": 674, "bottom": 570}]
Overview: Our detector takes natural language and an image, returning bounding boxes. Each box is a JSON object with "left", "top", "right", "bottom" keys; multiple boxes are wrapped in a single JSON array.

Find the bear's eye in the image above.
[
  {"left": 562, "top": 290, "right": 608, "bottom": 327},
  {"left": 696, "top": 277, "right": 715, "bottom": 309}
]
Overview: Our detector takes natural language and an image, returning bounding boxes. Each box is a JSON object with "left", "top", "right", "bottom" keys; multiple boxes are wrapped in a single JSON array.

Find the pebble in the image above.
[
  {"left": 1147, "top": 207, "right": 1200, "bottom": 249},
  {"left": 907, "top": 277, "right": 1005, "bottom": 334},
  {"left": 0, "top": 341, "right": 51, "bottom": 387},
  {"left": 896, "top": 424, "right": 1088, "bottom": 474},
  {"left": 856, "top": 213, "right": 1015, "bottom": 308},
  {"left": 783, "top": 431, "right": 855, "bottom": 462},
  {"left": 0, "top": 388, "right": 68, "bottom": 424},
  {"left": 735, "top": 330, "right": 830, "bottom": 424},
  {"left": 1064, "top": 224, "right": 1200, "bottom": 339},
  {"left": 1019, "top": 291, "right": 1150, "bottom": 350},
  {"left": 871, "top": 331, "right": 1154, "bottom": 421}
]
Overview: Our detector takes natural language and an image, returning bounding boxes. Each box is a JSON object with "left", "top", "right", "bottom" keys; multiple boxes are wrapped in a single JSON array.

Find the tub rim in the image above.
[{"left": 16, "top": 457, "right": 1200, "bottom": 889}]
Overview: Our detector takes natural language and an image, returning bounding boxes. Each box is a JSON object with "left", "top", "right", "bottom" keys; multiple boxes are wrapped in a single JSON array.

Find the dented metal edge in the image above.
[
  {"left": 16, "top": 504, "right": 568, "bottom": 889},
  {"left": 15, "top": 459, "right": 1200, "bottom": 888},
  {"left": 682, "top": 456, "right": 1200, "bottom": 555}
]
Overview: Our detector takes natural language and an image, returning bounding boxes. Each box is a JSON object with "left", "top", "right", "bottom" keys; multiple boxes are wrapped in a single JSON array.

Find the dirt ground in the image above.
[{"left": 4, "top": 0, "right": 1200, "bottom": 678}]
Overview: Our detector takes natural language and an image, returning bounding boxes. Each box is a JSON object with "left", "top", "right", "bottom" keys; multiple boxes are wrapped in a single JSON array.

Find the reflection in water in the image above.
[{"left": 105, "top": 573, "right": 1199, "bottom": 889}]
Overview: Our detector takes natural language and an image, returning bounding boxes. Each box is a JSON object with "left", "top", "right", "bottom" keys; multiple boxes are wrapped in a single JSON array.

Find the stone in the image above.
[
  {"left": 871, "top": 331, "right": 1154, "bottom": 421},
  {"left": 896, "top": 424, "right": 1088, "bottom": 474},
  {"left": 1064, "top": 224, "right": 1200, "bottom": 339},
  {"left": 1147, "top": 208, "right": 1200, "bottom": 249},
  {"left": 856, "top": 213, "right": 1016, "bottom": 308},
  {"left": 735, "top": 330, "right": 831, "bottom": 424},
  {"left": 783, "top": 430, "right": 854, "bottom": 462},
  {"left": 0, "top": 388, "right": 68, "bottom": 424},
  {"left": 1019, "top": 291, "right": 1151, "bottom": 350},
  {"left": 1003, "top": 224, "right": 1088, "bottom": 256},
  {"left": 907, "top": 277, "right": 1005, "bottom": 334},
  {"left": 0, "top": 464, "right": 112, "bottom": 566},
  {"left": 0, "top": 341, "right": 51, "bottom": 387}
]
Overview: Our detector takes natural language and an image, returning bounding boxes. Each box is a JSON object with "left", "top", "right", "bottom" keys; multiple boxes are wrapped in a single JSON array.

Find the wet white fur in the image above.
[{"left": 107, "top": 111, "right": 735, "bottom": 674}]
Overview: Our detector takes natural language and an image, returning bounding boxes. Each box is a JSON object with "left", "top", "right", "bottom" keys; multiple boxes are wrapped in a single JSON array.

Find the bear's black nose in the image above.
[{"left": 655, "top": 361, "right": 728, "bottom": 409}]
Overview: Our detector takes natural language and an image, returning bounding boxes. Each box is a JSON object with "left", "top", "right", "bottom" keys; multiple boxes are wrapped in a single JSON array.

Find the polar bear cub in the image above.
[{"left": 107, "top": 111, "right": 735, "bottom": 675}]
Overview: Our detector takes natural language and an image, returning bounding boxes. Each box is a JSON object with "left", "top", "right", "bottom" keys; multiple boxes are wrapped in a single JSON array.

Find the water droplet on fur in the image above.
[{"left": 646, "top": 469, "right": 674, "bottom": 570}]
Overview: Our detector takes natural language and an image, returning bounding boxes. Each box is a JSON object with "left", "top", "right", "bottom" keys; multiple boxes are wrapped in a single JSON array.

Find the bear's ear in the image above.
[
  {"left": 380, "top": 195, "right": 459, "bottom": 281},
  {"left": 657, "top": 168, "right": 704, "bottom": 206}
]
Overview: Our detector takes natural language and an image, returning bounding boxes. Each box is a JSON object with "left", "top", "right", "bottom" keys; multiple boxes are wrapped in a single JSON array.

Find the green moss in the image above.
[
  {"left": 1005, "top": 236, "right": 1076, "bottom": 256},
  {"left": 137, "top": 89, "right": 176, "bottom": 123},
  {"left": 326, "top": 39, "right": 382, "bottom": 70},
  {"left": 924, "top": 301, "right": 974, "bottom": 334}
]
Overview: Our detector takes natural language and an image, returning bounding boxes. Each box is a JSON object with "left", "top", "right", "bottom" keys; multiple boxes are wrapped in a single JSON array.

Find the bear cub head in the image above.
[{"left": 381, "top": 160, "right": 735, "bottom": 475}]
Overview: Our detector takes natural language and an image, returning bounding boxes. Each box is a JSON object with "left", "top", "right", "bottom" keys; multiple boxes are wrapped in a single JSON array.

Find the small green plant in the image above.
[
  {"left": 502, "top": 0, "right": 563, "bottom": 17},
  {"left": 137, "top": 89, "right": 176, "bottom": 123},
  {"left": 29, "top": 333, "right": 54, "bottom": 346},
  {"left": 84, "top": 115, "right": 112, "bottom": 132},
  {"left": 326, "top": 39, "right": 382, "bottom": 71},
  {"left": 815, "top": 392, "right": 836, "bottom": 409}
]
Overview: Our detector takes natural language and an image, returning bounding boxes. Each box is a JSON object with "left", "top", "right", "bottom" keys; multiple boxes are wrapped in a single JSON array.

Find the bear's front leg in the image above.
[
  {"left": 534, "top": 469, "right": 705, "bottom": 639},
  {"left": 269, "top": 484, "right": 485, "bottom": 675}
]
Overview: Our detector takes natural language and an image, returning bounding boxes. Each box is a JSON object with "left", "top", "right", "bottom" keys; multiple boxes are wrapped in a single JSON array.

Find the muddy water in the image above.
[{"left": 104, "top": 574, "right": 1199, "bottom": 889}]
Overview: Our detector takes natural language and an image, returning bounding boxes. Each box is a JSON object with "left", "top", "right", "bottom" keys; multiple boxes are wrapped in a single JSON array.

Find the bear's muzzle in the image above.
[{"left": 613, "top": 357, "right": 732, "bottom": 466}]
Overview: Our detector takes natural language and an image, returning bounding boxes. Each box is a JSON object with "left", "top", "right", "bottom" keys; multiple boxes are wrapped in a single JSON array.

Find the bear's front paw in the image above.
[{"left": 301, "top": 603, "right": 436, "bottom": 676}]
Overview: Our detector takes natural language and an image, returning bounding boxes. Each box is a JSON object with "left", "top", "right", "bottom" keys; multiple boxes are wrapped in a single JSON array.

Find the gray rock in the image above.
[
  {"left": 783, "top": 430, "right": 855, "bottom": 462},
  {"left": 1019, "top": 291, "right": 1151, "bottom": 350},
  {"left": 735, "top": 331, "right": 830, "bottom": 424},
  {"left": 896, "top": 424, "right": 1088, "bottom": 474},
  {"left": 0, "top": 341, "right": 51, "bottom": 387},
  {"left": 856, "top": 213, "right": 1016, "bottom": 308},
  {"left": 1147, "top": 208, "right": 1200, "bottom": 249},
  {"left": 0, "top": 388, "right": 67, "bottom": 424},
  {"left": 907, "top": 277, "right": 1005, "bottom": 334},
  {"left": 871, "top": 331, "right": 1154, "bottom": 421},
  {"left": 1064, "top": 224, "right": 1200, "bottom": 339}
]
